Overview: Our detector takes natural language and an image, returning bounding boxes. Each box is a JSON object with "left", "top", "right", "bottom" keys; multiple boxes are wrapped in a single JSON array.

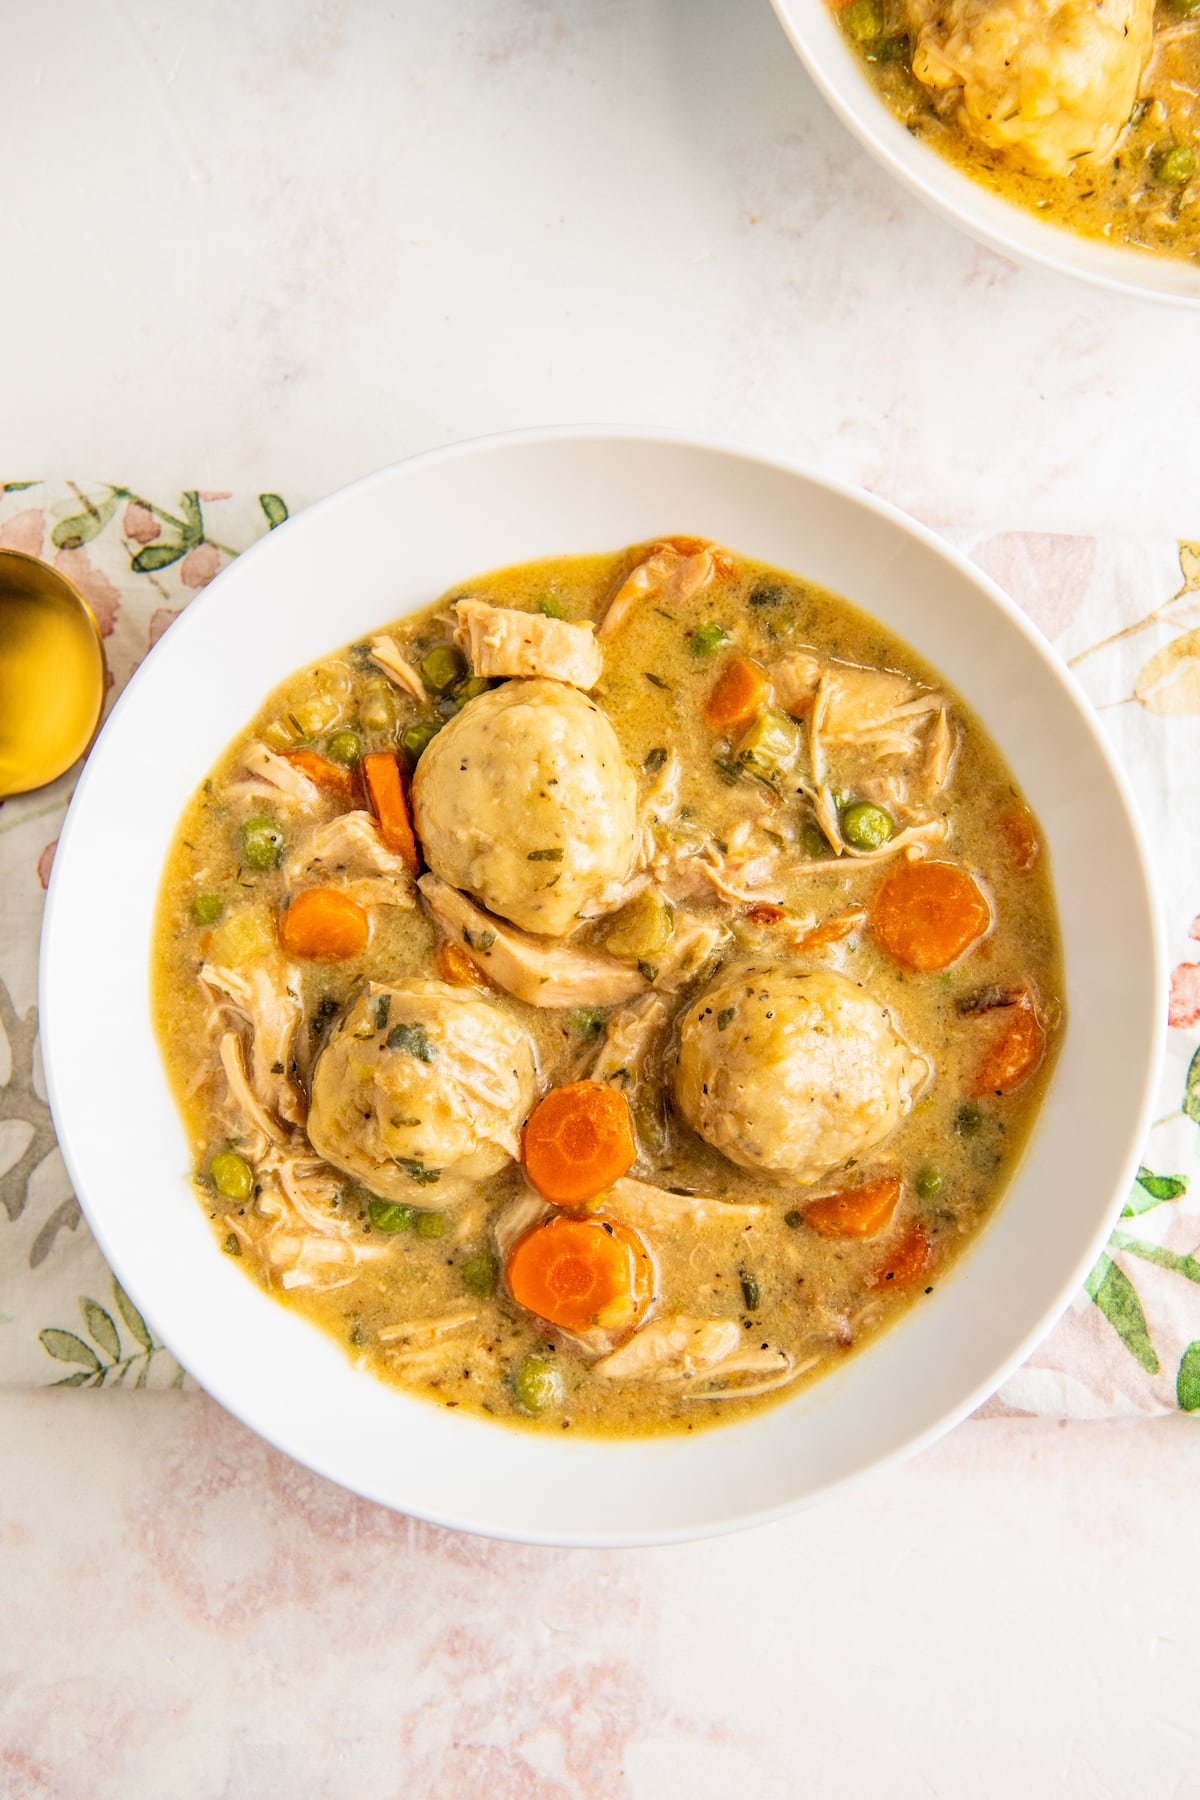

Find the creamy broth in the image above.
[
  {"left": 840, "top": 0, "right": 1200, "bottom": 261},
  {"left": 153, "top": 539, "right": 1062, "bottom": 1436}
]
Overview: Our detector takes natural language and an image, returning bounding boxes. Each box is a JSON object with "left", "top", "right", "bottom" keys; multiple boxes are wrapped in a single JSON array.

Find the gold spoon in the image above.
[{"left": 0, "top": 549, "right": 107, "bottom": 800}]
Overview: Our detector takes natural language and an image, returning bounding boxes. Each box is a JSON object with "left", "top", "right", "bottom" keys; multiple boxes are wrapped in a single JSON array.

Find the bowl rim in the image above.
[
  {"left": 39, "top": 424, "right": 1166, "bottom": 1545},
  {"left": 768, "top": 0, "right": 1200, "bottom": 307}
]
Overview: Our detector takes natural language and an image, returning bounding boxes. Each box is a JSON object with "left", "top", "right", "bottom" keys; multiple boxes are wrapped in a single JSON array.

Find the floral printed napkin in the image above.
[{"left": 1, "top": 484, "right": 1198, "bottom": 1416}]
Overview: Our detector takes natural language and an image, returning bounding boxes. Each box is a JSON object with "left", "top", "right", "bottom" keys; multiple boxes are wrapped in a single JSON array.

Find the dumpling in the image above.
[
  {"left": 673, "top": 966, "right": 927, "bottom": 1185},
  {"left": 307, "top": 980, "right": 538, "bottom": 1202},
  {"left": 411, "top": 679, "right": 639, "bottom": 936},
  {"left": 907, "top": 0, "right": 1154, "bottom": 178}
]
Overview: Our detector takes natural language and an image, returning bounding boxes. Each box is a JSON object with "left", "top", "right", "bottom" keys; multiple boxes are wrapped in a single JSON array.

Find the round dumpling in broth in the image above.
[
  {"left": 411, "top": 679, "right": 639, "bottom": 936},
  {"left": 673, "top": 966, "right": 927, "bottom": 1186},
  {"left": 307, "top": 980, "right": 538, "bottom": 1203}
]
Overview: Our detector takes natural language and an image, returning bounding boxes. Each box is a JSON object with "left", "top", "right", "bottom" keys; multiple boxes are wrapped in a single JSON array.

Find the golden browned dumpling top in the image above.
[
  {"left": 411, "top": 679, "right": 639, "bottom": 936},
  {"left": 908, "top": 0, "right": 1153, "bottom": 178},
  {"left": 307, "top": 981, "right": 538, "bottom": 1203},
  {"left": 673, "top": 965, "right": 927, "bottom": 1186}
]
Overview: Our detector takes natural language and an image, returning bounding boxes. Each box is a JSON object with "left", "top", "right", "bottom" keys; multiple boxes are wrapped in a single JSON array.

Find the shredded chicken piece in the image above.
[
  {"left": 590, "top": 995, "right": 669, "bottom": 1085},
  {"left": 653, "top": 913, "right": 730, "bottom": 990},
  {"left": 419, "top": 874, "right": 649, "bottom": 1008},
  {"left": 604, "top": 1177, "right": 767, "bottom": 1232},
  {"left": 775, "top": 652, "right": 945, "bottom": 767},
  {"left": 226, "top": 741, "right": 322, "bottom": 811},
  {"left": 369, "top": 634, "right": 427, "bottom": 704},
  {"left": 598, "top": 539, "right": 729, "bottom": 641},
  {"left": 217, "top": 1032, "right": 286, "bottom": 1145},
  {"left": 696, "top": 843, "right": 785, "bottom": 905},
  {"left": 202, "top": 962, "right": 305, "bottom": 1127},
  {"left": 377, "top": 1310, "right": 479, "bottom": 1346},
  {"left": 924, "top": 709, "right": 957, "bottom": 791},
  {"left": 282, "top": 809, "right": 416, "bottom": 908},
  {"left": 453, "top": 598, "right": 602, "bottom": 689},
  {"left": 594, "top": 1314, "right": 795, "bottom": 1396}
]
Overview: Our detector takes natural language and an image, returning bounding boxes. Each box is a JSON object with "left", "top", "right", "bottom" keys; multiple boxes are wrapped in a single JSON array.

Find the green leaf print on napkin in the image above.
[
  {"left": 1085, "top": 1253, "right": 1160, "bottom": 1374},
  {"left": 1178, "top": 1343, "right": 1200, "bottom": 1411},
  {"left": 1122, "top": 1165, "right": 1188, "bottom": 1216},
  {"left": 50, "top": 490, "right": 119, "bottom": 550},
  {"left": 259, "top": 493, "right": 289, "bottom": 529},
  {"left": 1182, "top": 1045, "right": 1200, "bottom": 1126},
  {"left": 38, "top": 1278, "right": 182, "bottom": 1389}
]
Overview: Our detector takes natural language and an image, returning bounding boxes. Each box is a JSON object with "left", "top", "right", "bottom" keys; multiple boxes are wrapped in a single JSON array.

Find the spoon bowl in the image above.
[{"left": 0, "top": 549, "right": 107, "bottom": 799}]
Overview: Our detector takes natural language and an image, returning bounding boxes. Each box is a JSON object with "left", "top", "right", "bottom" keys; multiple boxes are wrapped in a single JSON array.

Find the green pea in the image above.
[
  {"left": 512, "top": 1353, "right": 564, "bottom": 1415},
  {"left": 955, "top": 1102, "right": 983, "bottom": 1138},
  {"left": 843, "top": 0, "right": 883, "bottom": 41},
  {"left": 915, "top": 1165, "right": 944, "bottom": 1200},
  {"left": 690, "top": 621, "right": 728, "bottom": 658},
  {"left": 326, "top": 730, "right": 361, "bottom": 765},
  {"left": 210, "top": 1151, "right": 253, "bottom": 1202},
  {"left": 415, "top": 1209, "right": 448, "bottom": 1239},
  {"left": 801, "top": 821, "right": 834, "bottom": 860},
  {"left": 841, "top": 801, "right": 895, "bottom": 851},
  {"left": 368, "top": 1198, "right": 415, "bottom": 1233},
  {"left": 420, "top": 644, "right": 467, "bottom": 694},
  {"left": 462, "top": 1252, "right": 498, "bottom": 1297},
  {"left": 241, "top": 816, "right": 284, "bottom": 871},
  {"left": 191, "top": 893, "right": 224, "bottom": 926},
  {"left": 401, "top": 719, "right": 441, "bottom": 759},
  {"left": 538, "top": 597, "right": 564, "bottom": 618},
  {"left": 1153, "top": 141, "right": 1196, "bottom": 187},
  {"left": 453, "top": 675, "right": 492, "bottom": 705},
  {"left": 569, "top": 1007, "right": 605, "bottom": 1039},
  {"left": 784, "top": 1209, "right": 803, "bottom": 1229}
]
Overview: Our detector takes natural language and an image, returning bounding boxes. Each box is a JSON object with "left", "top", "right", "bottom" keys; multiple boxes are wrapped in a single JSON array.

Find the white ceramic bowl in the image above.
[
  {"left": 770, "top": 0, "right": 1200, "bottom": 306},
  {"left": 41, "top": 429, "right": 1163, "bottom": 1546}
]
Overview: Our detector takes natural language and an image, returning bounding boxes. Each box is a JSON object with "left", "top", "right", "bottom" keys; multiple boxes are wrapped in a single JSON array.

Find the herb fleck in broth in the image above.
[{"left": 152, "top": 538, "right": 1063, "bottom": 1435}]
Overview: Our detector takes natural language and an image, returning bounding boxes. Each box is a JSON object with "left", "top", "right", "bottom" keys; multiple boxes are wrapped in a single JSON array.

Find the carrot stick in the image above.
[
  {"left": 868, "top": 1223, "right": 930, "bottom": 1291},
  {"left": 792, "top": 907, "right": 867, "bottom": 953},
  {"left": 871, "top": 860, "right": 990, "bottom": 972},
  {"left": 970, "top": 999, "right": 1046, "bottom": 1097},
  {"left": 283, "top": 748, "right": 356, "bottom": 799},
  {"left": 435, "top": 939, "right": 490, "bottom": 990},
  {"left": 703, "top": 656, "right": 770, "bottom": 733},
  {"left": 505, "top": 1213, "right": 653, "bottom": 1334},
  {"left": 279, "top": 887, "right": 370, "bottom": 960},
  {"left": 361, "top": 750, "right": 419, "bottom": 875},
  {"left": 803, "top": 1175, "right": 901, "bottom": 1238},
  {"left": 523, "top": 1081, "right": 637, "bottom": 1204}
]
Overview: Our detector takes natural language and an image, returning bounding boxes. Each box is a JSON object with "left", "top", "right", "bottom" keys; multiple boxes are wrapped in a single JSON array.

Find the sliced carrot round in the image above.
[
  {"left": 868, "top": 1223, "right": 930, "bottom": 1291},
  {"left": 803, "top": 1175, "right": 901, "bottom": 1238},
  {"left": 871, "top": 860, "right": 990, "bottom": 972},
  {"left": 970, "top": 1001, "right": 1046, "bottom": 1097},
  {"left": 523, "top": 1081, "right": 637, "bottom": 1204},
  {"left": 279, "top": 887, "right": 370, "bottom": 960},
  {"left": 703, "top": 655, "right": 770, "bottom": 734},
  {"left": 505, "top": 1214, "right": 653, "bottom": 1334}
]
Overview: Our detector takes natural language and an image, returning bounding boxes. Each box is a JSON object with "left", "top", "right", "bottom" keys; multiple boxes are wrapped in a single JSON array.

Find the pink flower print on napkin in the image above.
[
  {"left": 1169, "top": 961, "right": 1200, "bottom": 1028},
  {"left": 122, "top": 502, "right": 160, "bottom": 545},
  {"left": 37, "top": 840, "right": 58, "bottom": 890},
  {"left": 53, "top": 546, "right": 121, "bottom": 637},
  {"left": 0, "top": 507, "right": 46, "bottom": 558},
  {"left": 148, "top": 606, "right": 182, "bottom": 650},
  {"left": 966, "top": 532, "right": 1098, "bottom": 643},
  {"left": 179, "top": 543, "right": 221, "bottom": 589}
]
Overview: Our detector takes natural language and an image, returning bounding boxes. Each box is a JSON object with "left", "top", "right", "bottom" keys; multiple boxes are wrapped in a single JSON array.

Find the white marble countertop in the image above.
[{"left": 4, "top": 2, "right": 1199, "bottom": 1795}]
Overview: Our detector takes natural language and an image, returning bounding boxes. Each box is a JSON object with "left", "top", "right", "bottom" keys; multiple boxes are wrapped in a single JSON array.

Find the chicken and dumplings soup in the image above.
[{"left": 153, "top": 537, "right": 1062, "bottom": 1435}]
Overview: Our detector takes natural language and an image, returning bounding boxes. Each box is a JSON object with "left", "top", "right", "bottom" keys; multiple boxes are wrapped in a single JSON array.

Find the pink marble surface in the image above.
[{"left": 3, "top": 1398, "right": 1199, "bottom": 1798}]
